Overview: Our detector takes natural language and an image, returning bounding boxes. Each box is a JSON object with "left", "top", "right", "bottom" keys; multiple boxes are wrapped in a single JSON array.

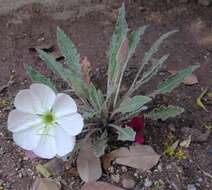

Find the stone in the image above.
[
  {"left": 187, "top": 184, "right": 197, "bottom": 190},
  {"left": 122, "top": 178, "right": 136, "bottom": 189},
  {"left": 144, "top": 177, "right": 152, "bottom": 187}
]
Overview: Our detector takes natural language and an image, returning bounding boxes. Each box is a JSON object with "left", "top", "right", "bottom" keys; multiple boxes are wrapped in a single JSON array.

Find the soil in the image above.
[{"left": 0, "top": 0, "right": 211, "bottom": 189}]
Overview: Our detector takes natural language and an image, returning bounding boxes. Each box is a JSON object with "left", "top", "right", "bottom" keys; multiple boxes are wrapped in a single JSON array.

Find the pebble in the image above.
[
  {"left": 187, "top": 184, "right": 197, "bottom": 190},
  {"left": 121, "top": 166, "right": 128, "bottom": 173},
  {"left": 197, "top": 177, "right": 203, "bottom": 182},
  {"left": 122, "top": 178, "right": 136, "bottom": 189},
  {"left": 144, "top": 177, "right": 152, "bottom": 187},
  {"left": 108, "top": 166, "right": 114, "bottom": 173},
  {"left": 111, "top": 174, "right": 120, "bottom": 183}
]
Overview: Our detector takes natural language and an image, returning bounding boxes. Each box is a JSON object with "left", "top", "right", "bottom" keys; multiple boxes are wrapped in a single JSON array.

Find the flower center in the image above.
[{"left": 42, "top": 112, "right": 56, "bottom": 126}]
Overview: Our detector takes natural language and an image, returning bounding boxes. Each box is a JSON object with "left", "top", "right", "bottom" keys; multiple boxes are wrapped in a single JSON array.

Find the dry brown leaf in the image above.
[
  {"left": 116, "top": 38, "right": 129, "bottom": 65},
  {"left": 31, "top": 178, "right": 61, "bottom": 190},
  {"left": 81, "top": 182, "right": 124, "bottom": 190},
  {"left": 80, "top": 56, "right": 91, "bottom": 84},
  {"left": 168, "top": 70, "right": 199, "bottom": 85},
  {"left": 44, "top": 158, "right": 64, "bottom": 176},
  {"left": 103, "top": 145, "right": 160, "bottom": 171},
  {"left": 77, "top": 140, "right": 102, "bottom": 182}
]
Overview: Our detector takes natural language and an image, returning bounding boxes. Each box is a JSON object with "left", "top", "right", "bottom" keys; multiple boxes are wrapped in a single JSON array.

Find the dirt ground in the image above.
[{"left": 0, "top": 0, "right": 211, "bottom": 189}]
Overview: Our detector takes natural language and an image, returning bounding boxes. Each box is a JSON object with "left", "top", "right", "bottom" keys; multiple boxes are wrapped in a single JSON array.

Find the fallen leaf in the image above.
[
  {"left": 181, "top": 127, "right": 211, "bottom": 142},
  {"left": 31, "top": 178, "right": 61, "bottom": 190},
  {"left": 81, "top": 182, "right": 124, "bottom": 190},
  {"left": 168, "top": 70, "right": 199, "bottom": 85},
  {"left": 44, "top": 158, "right": 64, "bottom": 176},
  {"left": 103, "top": 145, "right": 160, "bottom": 171},
  {"left": 77, "top": 139, "right": 102, "bottom": 182},
  {"left": 48, "top": 51, "right": 64, "bottom": 61},
  {"left": 80, "top": 56, "right": 91, "bottom": 84},
  {"left": 196, "top": 88, "right": 208, "bottom": 112},
  {"left": 36, "top": 164, "right": 52, "bottom": 177}
]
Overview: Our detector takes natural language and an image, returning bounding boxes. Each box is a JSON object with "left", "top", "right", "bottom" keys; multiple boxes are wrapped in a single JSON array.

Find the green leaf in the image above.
[
  {"left": 92, "top": 131, "right": 108, "bottom": 158},
  {"left": 26, "top": 65, "right": 57, "bottom": 92},
  {"left": 107, "top": 3, "right": 128, "bottom": 96},
  {"left": 128, "top": 25, "right": 148, "bottom": 59},
  {"left": 156, "top": 65, "right": 199, "bottom": 94},
  {"left": 145, "top": 105, "right": 184, "bottom": 121},
  {"left": 116, "top": 95, "right": 151, "bottom": 114},
  {"left": 138, "top": 54, "right": 169, "bottom": 86},
  {"left": 57, "top": 27, "right": 81, "bottom": 76},
  {"left": 142, "top": 30, "right": 178, "bottom": 67},
  {"left": 37, "top": 49, "right": 69, "bottom": 82},
  {"left": 88, "top": 84, "right": 104, "bottom": 111},
  {"left": 112, "top": 125, "right": 136, "bottom": 141}
]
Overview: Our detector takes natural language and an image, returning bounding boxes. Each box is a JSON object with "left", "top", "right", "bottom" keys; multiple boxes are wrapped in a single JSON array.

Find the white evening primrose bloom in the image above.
[{"left": 7, "top": 83, "right": 84, "bottom": 159}]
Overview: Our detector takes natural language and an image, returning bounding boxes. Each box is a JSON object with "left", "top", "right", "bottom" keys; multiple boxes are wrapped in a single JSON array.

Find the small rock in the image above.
[
  {"left": 108, "top": 166, "right": 114, "bottom": 173},
  {"left": 144, "top": 177, "right": 152, "bottom": 187},
  {"left": 111, "top": 174, "right": 120, "bottom": 183},
  {"left": 122, "top": 178, "right": 136, "bottom": 189},
  {"left": 198, "top": 0, "right": 211, "bottom": 6},
  {"left": 197, "top": 177, "right": 203, "bottom": 182},
  {"left": 187, "top": 184, "right": 197, "bottom": 190},
  {"left": 121, "top": 166, "right": 128, "bottom": 173}
]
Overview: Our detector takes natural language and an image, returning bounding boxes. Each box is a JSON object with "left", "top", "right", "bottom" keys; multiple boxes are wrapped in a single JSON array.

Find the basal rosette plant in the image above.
[{"left": 8, "top": 3, "right": 199, "bottom": 183}]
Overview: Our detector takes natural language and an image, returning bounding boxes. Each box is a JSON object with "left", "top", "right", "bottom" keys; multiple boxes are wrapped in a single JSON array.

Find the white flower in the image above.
[{"left": 7, "top": 83, "right": 84, "bottom": 159}]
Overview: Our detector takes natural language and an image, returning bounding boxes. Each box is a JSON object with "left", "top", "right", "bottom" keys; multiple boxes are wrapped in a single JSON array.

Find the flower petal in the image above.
[
  {"left": 57, "top": 113, "right": 84, "bottom": 136},
  {"left": 8, "top": 110, "right": 41, "bottom": 133},
  {"left": 33, "top": 128, "right": 57, "bottom": 159},
  {"left": 30, "top": 83, "right": 56, "bottom": 111},
  {"left": 55, "top": 127, "right": 75, "bottom": 157},
  {"left": 128, "top": 116, "right": 145, "bottom": 132},
  {"left": 13, "top": 125, "right": 43, "bottom": 150},
  {"left": 14, "top": 89, "right": 44, "bottom": 114},
  {"left": 52, "top": 93, "right": 77, "bottom": 117},
  {"left": 135, "top": 132, "right": 144, "bottom": 144}
]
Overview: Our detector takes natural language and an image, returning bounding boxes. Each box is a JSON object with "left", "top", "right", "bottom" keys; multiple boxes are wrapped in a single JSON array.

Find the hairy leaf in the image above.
[
  {"left": 145, "top": 105, "right": 184, "bottom": 121},
  {"left": 107, "top": 3, "right": 128, "bottom": 96},
  {"left": 88, "top": 84, "right": 104, "bottom": 111},
  {"left": 116, "top": 126, "right": 136, "bottom": 141},
  {"left": 37, "top": 49, "right": 69, "bottom": 81},
  {"left": 92, "top": 131, "right": 108, "bottom": 158},
  {"left": 128, "top": 26, "right": 148, "bottom": 59},
  {"left": 26, "top": 65, "right": 57, "bottom": 92},
  {"left": 57, "top": 27, "right": 81, "bottom": 76},
  {"left": 113, "top": 26, "right": 148, "bottom": 107},
  {"left": 142, "top": 30, "right": 177, "bottom": 67},
  {"left": 116, "top": 95, "right": 151, "bottom": 114},
  {"left": 136, "top": 54, "right": 169, "bottom": 88},
  {"left": 155, "top": 65, "right": 199, "bottom": 94}
]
